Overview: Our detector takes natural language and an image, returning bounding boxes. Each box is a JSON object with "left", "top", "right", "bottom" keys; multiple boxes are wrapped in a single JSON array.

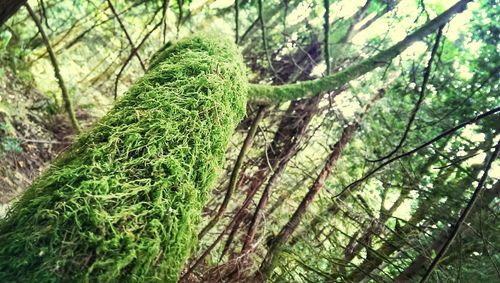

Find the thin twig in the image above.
[
  {"left": 114, "top": 14, "right": 163, "bottom": 99},
  {"left": 234, "top": 0, "right": 239, "bottom": 44},
  {"left": 198, "top": 107, "right": 266, "bottom": 239},
  {"left": 419, "top": 140, "right": 500, "bottom": 282},
  {"left": 335, "top": 106, "right": 500, "bottom": 198},
  {"left": 368, "top": 25, "right": 444, "bottom": 162},
  {"left": 162, "top": 0, "right": 170, "bottom": 44},
  {"left": 106, "top": 0, "right": 145, "bottom": 71},
  {"left": 21, "top": 138, "right": 71, "bottom": 145},
  {"left": 257, "top": 0, "right": 280, "bottom": 81},
  {"left": 323, "top": 0, "right": 330, "bottom": 75},
  {"left": 176, "top": 0, "right": 183, "bottom": 38}
]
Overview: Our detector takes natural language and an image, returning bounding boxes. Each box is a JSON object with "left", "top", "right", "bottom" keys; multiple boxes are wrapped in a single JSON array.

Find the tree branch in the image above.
[
  {"left": 234, "top": 0, "right": 239, "bottom": 44},
  {"left": 256, "top": 90, "right": 385, "bottom": 281},
  {"left": 198, "top": 107, "right": 266, "bottom": 240},
  {"left": 335, "top": 106, "right": 500, "bottom": 198},
  {"left": 323, "top": 0, "right": 330, "bottom": 75},
  {"left": 418, "top": 141, "right": 500, "bottom": 282},
  {"left": 248, "top": 0, "right": 472, "bottom": 104},
  {"left": 106, "top": 0, "right": 145, "bottom": 71},
  {"left": 162, "top": 0, "right": 170, "bottom": 44},
  {"left": 257, "top": 0, "right": 278, "bottom": 78},
  {"left": 114, "top": 14, "right": 163, "bottom": 99},
  {"left": 25, "top": 3, "right": 81, "bottom": 133},
  {"left": 368, "top": 25, "right": 445, "bottom": 162}
]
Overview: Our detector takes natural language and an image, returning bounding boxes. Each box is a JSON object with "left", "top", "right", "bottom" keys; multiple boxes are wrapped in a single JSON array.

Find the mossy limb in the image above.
[
  {"left": 248, "top": 0, "right": 471, "bottom": 104},
  {"left": 0, "top": 33, "right": 247, "bottom": 282}
]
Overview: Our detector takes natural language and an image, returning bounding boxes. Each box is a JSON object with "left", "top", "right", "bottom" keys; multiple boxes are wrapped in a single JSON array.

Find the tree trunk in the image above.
[
  {"left": 0, "top": 0, "right": 26, "bottom": 26},
  {"left": 256, "top": 90, "right": 384, "bottom": 281},
  {"left": 0, "top": 34, "right": 247, "bottom": 282}
]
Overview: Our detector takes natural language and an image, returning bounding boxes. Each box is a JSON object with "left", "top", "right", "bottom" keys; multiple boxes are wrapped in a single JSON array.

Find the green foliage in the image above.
[
  {"left": 0, "top": 137, "right": 22, "bottom": 154},
  {"left": 0, "top": 34, "right": 247, "bottom": 282},
  {"left": 0, "top": 123, "right": 22, "bottom": 155},
  {"left": 0, "top": 30, "right": 11, "bottom": 49}
]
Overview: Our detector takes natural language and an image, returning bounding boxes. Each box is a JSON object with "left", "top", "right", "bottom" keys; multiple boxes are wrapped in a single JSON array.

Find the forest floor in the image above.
[{"left": 0, "top": 67, "right": 90, "bottom": 216}]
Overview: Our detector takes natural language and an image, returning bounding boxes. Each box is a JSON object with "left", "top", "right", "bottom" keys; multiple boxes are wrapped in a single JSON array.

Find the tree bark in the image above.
[{"left": 0, "top": 0, "right": 26, "bottom": 26}]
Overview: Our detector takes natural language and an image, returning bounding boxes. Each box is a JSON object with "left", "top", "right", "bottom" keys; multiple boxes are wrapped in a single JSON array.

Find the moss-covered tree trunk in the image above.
[{"left": 0, "top": 34, "right": 247, "bottom": 282}]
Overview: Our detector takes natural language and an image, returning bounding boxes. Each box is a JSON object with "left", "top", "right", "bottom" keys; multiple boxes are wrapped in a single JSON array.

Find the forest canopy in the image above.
[{"left": 0, "top": 0, "right": 499, "bottom": 282}]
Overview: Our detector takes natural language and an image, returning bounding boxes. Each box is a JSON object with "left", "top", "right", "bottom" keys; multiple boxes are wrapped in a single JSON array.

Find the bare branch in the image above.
[
  {"left": 418, "top": 141, "right": 500, "bottom": 282},
  {"left": 336, "top": 106, "right": 500, "bottom": 198},
  {"left": 106, "top": 0, "right": 145, "bottom": 71},
  {"left": 368, "top": 25, "right": 445, "bottom": 162},
  {"left": 25, "top": 3, "right": 81, "bottom": 133},
  {"left": 198, "top": 107, "right": 266, "bottom": 240}
]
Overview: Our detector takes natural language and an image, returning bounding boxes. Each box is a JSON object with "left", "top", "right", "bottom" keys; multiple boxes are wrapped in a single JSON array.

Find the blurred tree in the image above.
[{"left": 0, "top": 0, "right": 27, "bottom": 26}]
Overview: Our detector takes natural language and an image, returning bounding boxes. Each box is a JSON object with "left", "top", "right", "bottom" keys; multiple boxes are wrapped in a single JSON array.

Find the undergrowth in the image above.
[{"left": 0, "top": 33, "right": 247, "bottom": 282}]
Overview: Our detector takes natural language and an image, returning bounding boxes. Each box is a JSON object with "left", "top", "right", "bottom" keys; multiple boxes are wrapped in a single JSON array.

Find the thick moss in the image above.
[{"left": 0, "top": 34, "right": 247, "bottom": 282}]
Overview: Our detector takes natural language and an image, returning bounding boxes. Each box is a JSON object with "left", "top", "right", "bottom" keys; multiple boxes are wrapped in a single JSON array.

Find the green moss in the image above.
[{"left": 0, "top": 34, "right": 247, "bottom": 282}]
